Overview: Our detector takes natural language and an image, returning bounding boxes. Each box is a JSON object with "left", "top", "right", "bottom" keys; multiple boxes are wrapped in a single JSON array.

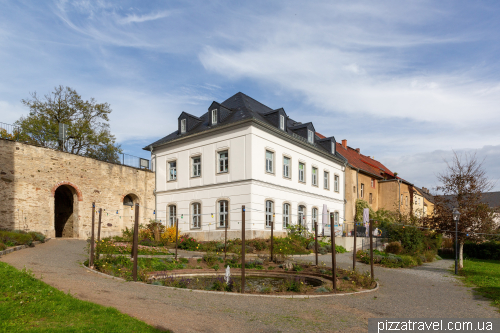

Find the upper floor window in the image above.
[
  {"left": 360, "top": 183, "right": 364, "bottom": 198},
  {"left": 192, "top": 156, "right": 201, "bottom": 177},
  {"left": 218, "top": 151, "right": 228, "bottom": 173},
  {"left": 298, "top": 162, "right": 305, "bottom": 183},
  {"left": 168, "top": 161, "right": 177, "bottom": 181},
  {"left": 298, "top": 205, "right": 305, "bottom": 226},
  {"left": 324, "top": 171, "right": 329, "bottom": 189},
  {"left": 308, "top": 130, "right": 314, "bottom": 144},
  {"left": 218, "top": 200, "right": 228, "bottom": 227},
  {"left": 211, "top": 109, "right": 217, "bottom": 125},
  {"left": 283, "top": 203, "right": 290, "bottom": 228},
  {"left": 283, "top": 156, "right": 290, "bottom": 178},
  {"left": 280, "top": 114, "right": 285, "bottom": 130},
  {"left": 331, "top": 142, "right": 335, "bottom": 154},
  {"left": 265, "top": 200, "right": 274, "bottom": 227},
  {"left": 265, "top": 150, "right": 274, "bottom": 173},
  {"left": 192, "top": 203, "right": 201, "bottom": 228},
  {"left": 334, "top": 175, "right": 339, "bottom": 192},
  {"left": 180, "top": 119, "right": 186, "bottom": 134},
  {"left": 371, "top": 178, "right": 375, "bottom": 188},
  {"left": 168, "top": 205, "right": 176, "bottom": 227},
  {"left": 312, "top": 167, "right": 318, "bottom": 186}
]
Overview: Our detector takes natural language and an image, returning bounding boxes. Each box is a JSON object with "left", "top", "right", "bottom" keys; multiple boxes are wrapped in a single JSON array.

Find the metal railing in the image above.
[{"left": 0, "top": 122, "right": 150, "bottom": 170}]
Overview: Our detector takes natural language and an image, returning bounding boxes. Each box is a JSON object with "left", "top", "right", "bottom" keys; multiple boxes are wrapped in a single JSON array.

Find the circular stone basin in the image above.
[{"left": 149, "top": 272, "right": 328, "bottom": 293}]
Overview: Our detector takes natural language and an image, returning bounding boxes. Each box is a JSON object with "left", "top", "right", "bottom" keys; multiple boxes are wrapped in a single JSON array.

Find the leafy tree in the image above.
[
  {"left": 424, "top": 152, "right": 495, "bottom": 268},
  {"left": 15, "top": 85, "right": 121, "bottom": 162}
]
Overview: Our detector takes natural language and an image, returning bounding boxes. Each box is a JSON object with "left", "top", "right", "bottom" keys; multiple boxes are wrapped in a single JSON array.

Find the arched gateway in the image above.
[{"left": 53, "top": 183, "right": 80, "bottom": 238}]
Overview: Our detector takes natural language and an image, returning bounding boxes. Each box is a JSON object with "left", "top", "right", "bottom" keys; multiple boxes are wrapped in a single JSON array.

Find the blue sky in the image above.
[{"left": 1, "top": 0, "right": 499, "bottom": 191}]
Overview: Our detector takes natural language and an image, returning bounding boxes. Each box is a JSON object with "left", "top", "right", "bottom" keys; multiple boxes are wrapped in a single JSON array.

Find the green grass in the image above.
[
  {"left": 0, "top": 262, "right": 167, "bottom": 332},
  {"left": 458, "top": 259, "right": 500, "bottom": 309}
]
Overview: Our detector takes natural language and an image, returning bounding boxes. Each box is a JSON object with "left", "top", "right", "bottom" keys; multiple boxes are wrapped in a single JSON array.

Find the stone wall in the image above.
[{"left": 0, "top": 138, "right": 155, "bottom": 239}]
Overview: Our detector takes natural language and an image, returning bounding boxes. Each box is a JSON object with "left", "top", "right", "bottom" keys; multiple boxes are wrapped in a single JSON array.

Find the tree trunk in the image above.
[{"left": 459, "top": 241, "right": 464, "bottom": 269}]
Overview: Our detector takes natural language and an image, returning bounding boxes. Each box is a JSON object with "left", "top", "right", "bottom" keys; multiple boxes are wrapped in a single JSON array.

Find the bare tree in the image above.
[{"left": 425, "top": 151, "right": 495, "bottom": 268}]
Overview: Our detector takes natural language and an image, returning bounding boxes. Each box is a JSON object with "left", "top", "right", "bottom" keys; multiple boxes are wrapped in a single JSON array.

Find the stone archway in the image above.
[{"left": 54, "top": 184, "right": 79, "bottom": 238}]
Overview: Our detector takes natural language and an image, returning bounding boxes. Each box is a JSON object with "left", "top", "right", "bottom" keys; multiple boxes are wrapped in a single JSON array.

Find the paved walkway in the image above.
[{"left": 1, "top": 240, "right": 498, "bottom": 332}]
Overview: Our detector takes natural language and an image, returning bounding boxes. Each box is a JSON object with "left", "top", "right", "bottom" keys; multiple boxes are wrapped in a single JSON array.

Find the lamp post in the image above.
[{"left": 453, "top": 208, "right": 461, "bottom": 275}]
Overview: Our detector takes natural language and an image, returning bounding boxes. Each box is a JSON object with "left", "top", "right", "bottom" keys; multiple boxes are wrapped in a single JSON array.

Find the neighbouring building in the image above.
[
  {"left": 145, "top": 92, "right": 346, "bottom": 241},
  {"left": 415, "top": 186, "right": 434, "bottom": 217},
  {"left": 0, "top": 138, "right": 155, "bottom": 239}
]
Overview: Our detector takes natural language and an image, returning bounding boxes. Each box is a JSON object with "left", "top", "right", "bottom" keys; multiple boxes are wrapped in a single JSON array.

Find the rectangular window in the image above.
[
  {"left": 299, "top": 162, "right": 305, "bottom": 182},
  {"left": 265, "top": 150, "right": 274, "bottom": 173},
  {"left": 331, "top": 142, "right": 335, "bottom": 154},
  {"left": 369, "top": 193, "right": 373, "bottom": 204},
  {"left": 312, "top": 208, "right": 318, "bottom": 226},
  {"left": 371, "top": 178, "right": 375, "bottom": 188},
  {"left": 168, "top": 205, "right": 176, "bottom": 227},
  {"left": 334, "top": 212, "right": 339, "bottom": 224},
  {"left": 324, "top": 171, "right": 329, "bottom": 189},
  {"left": 218, "top": 151, "right": 228, "bottom": 173},
  {"left": 211, "top": 109, "right": 217, "bottom": 125},
  {"left": 406, "top": 196, "right": 408, "bottom": 206},
  {"left": 169, "top": 161, "right": 177, "bottom": 181},
  {"left": 283, "top": 156, "right": 290, "bottom": 178},
  {"left": 298, "top": 206, "right": 305, "bottom": 226},
  {"left": 283, "top": 203, "right": 290, "bottom": 228},
  {"left": 312, "top": 167, "right": 318, "bottom": 186},
  {"left": 400, "top": 194, "right": 403, "bottom": 205},
  {"left": 192, "top": 203, "right": 201, "bottom": 228},
  {"left": 219, "top": 200, "right": 228, "bottom": 227},
  {"left": 308, "top": 130, "right": 314, "bottom": 143},
  {"left": 360, "top": 183, "right": 364, "bottom": 198},
  {"left": 192, "top": 156, "right": 201, "bottom": 177},
  {"left": 265, "top": 201, "right": 273, "bottom": 227},
  {"left": 280, "top": 114, "right": 285, "bottom": 130},
  {"left": 180, "top": 119, "right": 186, "bottom": 133},
  {"left": 334, "top": 175, "right": 339, "bottom": 192}
]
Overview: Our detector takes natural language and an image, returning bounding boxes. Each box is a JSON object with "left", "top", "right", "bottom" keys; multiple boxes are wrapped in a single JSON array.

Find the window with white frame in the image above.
[
  {"left": 360, "top": 183, "right": 364, "bottom": 198},
  {"left": 324, "top": 171, "right": 329, "bottom": 189},
  {"left": 265, "top": 150, "right": 274, "bottom": 173},
  {"left": 298, "top": 205, "right": 305, "bottom": 226},
  {"left": 283, "top": 203, "right": 290, "bottom": 228},
  {"left": 312, "top": 167, "right": 318, "bottom": 186},
  {"left": 371, "top": 178, "right": 375, "bottom": 188},
  {"left": 312, "top": 208, "right": 318, "bottom": 227},
  {"left": 180, "top": 119, "right": 186, "bottom": 133},
  {"left": 192, "top": 156, "right": 201, "bottom": 177},
  {"left": 265, "top": 200, "right": 273, "bottom": 227},
  {"left": 280, "top": 114, "right": 285, "bottom": 130},
  {"left": 168, "top": 205, "right": 176, "bottom": 227},
  {"left": 334, "top": 175, "right": 339, "bottom": 192},
  {"left": 218, "top": 151, "right": 228, "bottom": 173},
  {"left": 299, "top": 162, "right": 305, "bottom": 182},
  {"left": 334, "top": 211, "right": 339, "bottom": 225},
  {"left": 308, "top": 130, "right": 314, "bottom": 143},
  {"left": 218, "top": 200, "right": 228, "bottom": 227},
  {"left": 211, "top": 109, "right": 217, "bottom": 125},
  {"left": 331, "top": 142, "right": 335, "bottom": 154},
  {"left": 168, "top": 161, "right": 177, "bottom": 181},
  {"left": 192, "top": 203, "right": 201, "bottom": 228},
  {"left": 283, "top": 156, "right": 290, "bottom": 178}
]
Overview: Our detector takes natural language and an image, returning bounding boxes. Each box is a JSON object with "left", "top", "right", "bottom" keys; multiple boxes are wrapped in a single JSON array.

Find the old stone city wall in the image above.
[{"left": 0, "top": 138, "right": 155, "bottom": 239}]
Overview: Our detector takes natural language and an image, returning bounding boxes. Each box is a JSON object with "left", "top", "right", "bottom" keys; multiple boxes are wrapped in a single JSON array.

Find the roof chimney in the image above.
[
  {"left": 355, "top": 148, "right": 360, "bottom": 154},
  {"left": 342, "top": 139, "right": 347, "bottom": 149}
]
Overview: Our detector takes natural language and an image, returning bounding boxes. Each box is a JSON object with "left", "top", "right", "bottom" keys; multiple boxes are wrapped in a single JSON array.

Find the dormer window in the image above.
[
  {"left": 180, "top": 119, "right": 186, "bottom": 134},
  {"left": 331, "top": 142, "right": 335, "bottom": 154},
  {"left": 211, "top": 109, "right": 217, "bottom": 125},
  {"left": 280, "top": 115, "right": 285, "bottom": 130},
  {"left": 307, "top": 130, "right": 314, "bottom": 144}
]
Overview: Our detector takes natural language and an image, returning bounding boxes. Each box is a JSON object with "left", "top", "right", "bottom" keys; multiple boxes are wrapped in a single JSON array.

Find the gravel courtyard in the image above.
[{"left": 1, "top": 239, "right": 498, "bottom": 332}]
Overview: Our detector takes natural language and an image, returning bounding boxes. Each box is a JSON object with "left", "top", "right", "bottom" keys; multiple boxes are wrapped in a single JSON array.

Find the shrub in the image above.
[
  {"left": 385, "top": 242, "right": 403, "bottom": 255},
  {"left": 28, "top": 231, "right": 45, "bottom": 243},
  {"left": 463, "top": 241, "right": 500, "bottom": 260},
  {"left": 0, "top": 230, "right": 32, "bottom": 247},
  {"left": 0, "top": 243, "right": 6, "bottom": 251},
  {"left": 178, "top": 237, "right": 199, "bottom": 251}
]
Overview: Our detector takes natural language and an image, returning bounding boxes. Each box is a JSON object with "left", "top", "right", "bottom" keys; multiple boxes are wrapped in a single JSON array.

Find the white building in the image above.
[{"left": 145, "top": 93, "right": 347, "bottom": 240}]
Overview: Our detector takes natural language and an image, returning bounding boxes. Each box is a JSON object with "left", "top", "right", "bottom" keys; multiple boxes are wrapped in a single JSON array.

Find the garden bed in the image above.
[{"left": 356, "top": 249, "right": 439, "bottom": 268}]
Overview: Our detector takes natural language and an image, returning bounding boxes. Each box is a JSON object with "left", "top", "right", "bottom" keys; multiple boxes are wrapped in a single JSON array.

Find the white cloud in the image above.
[{"left": 118, "top": 11, "right": 170, "bottom": 24}]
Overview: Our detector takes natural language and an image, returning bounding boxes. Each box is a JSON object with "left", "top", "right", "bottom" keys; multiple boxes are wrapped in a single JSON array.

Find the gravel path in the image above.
[{"left": 1, "top": 240, "right": 498, "bottom": 332}]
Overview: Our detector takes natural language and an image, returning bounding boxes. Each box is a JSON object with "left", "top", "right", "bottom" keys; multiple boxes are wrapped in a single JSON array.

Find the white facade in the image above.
[{"left": 152, "top": 122, "right": 345, "bottom": 240}]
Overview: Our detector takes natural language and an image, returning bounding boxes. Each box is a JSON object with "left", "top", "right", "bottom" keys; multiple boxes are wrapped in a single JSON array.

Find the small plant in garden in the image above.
[{"left": 385, "top": 241, "right": 403, "bottom": 255}]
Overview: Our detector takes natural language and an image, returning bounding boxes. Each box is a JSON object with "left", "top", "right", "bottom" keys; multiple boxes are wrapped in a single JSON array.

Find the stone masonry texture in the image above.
[{"left": 0, "top": 138, "right": 155, "bottom": 239}]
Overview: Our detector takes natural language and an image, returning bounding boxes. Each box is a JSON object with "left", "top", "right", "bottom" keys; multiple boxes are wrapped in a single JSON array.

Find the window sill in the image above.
[
  {"left": 190, "top": 175, "right": 201, "bottom": 179},
  {"left": 167, "top": 179, "right": 177, "bottom": 182},
  {"left": 265, "top": 171, "right": 275, "bottom": 176}
]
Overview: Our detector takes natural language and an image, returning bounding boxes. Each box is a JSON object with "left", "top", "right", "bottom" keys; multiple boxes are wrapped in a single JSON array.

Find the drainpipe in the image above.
[
  {"left": 343, "top": 161, "right": 347, "bottom": 223},
  {"left": 398, "top": 179, "right": 401, "bottom": 216},
  {"left": 356, "top": 168, "right": 359, "bottom": 199},
  {"left": 150, "top": 146, "right": 157, "bottom": 223}
]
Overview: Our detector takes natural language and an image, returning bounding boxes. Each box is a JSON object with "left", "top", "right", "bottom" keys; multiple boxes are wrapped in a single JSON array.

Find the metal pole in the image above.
[
  {"left": 330, "top": 214, "right": 336, "bottom": 292},
  {"left": 369, "top": 219, "right": 374, "bottom": 280},
  {"left": 132, "top": 203, "right": 139, "bottom": 282},
  {"left": 241, "top": 205, "right": 246, "bottom": 294},
  {"left": 224, "top": 220, "right": 228, "bottom": 262},
  {"left": 353, "top": 222, "right": 357, "bottom": 270},
  {"left": 314, "top": 222, "right": 318, "bottom": 266},
  {"left": 90, "top": 203, "right": 95, "bottom": 268},
  {"left": 175, "top": 218, "right": 179, "bottom": 261},
  {"left": 270, "top": 221, "right": 274, "bottom": 262},
  {"left": 455, "top": 217, "right": 458, "bottom": 275},
  {"left": 97, "top": 208, "right": 102, "bottom": 260}
]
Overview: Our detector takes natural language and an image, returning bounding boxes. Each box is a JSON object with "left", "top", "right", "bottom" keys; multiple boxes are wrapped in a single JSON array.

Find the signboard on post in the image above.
[{"left": 58, "top": 123, "right": 68, "bottom": 151}]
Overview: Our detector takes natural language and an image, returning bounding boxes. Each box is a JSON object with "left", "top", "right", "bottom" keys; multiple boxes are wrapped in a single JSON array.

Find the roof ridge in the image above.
[{"left": 235, "top": 92, "right": 274, "bottom": 113}]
